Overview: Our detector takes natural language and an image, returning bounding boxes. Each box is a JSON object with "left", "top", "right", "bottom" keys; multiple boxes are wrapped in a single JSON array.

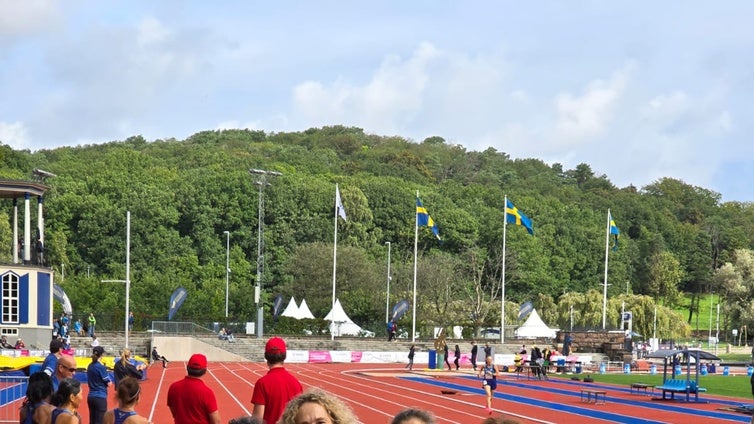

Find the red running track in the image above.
[{"left": 55, "top": 362, "right": 754, "bottom": 424}]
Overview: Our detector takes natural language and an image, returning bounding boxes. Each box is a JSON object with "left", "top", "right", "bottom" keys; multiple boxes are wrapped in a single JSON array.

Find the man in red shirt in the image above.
[
  {"left": 167, "top": 353, "right": 222, "bottom": 424},
  {"left": 251, "top": 337, "right": 303, "bottom": 424}
]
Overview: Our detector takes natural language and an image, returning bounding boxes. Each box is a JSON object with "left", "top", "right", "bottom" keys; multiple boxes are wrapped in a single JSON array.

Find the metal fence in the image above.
[
  {"left": 150, "top": 321, "right": 216, "bottom": 336},
  {"left": 0, "top": 375, "right": 27, "bottom": 423}
]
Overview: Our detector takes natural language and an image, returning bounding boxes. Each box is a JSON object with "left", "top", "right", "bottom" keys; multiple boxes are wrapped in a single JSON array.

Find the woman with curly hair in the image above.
[
  {"left": 279, "top": 388, "right": 357, "bottom": 424},
  {"left": 19, "top": 371, "right": 54, "bottom": 424}
]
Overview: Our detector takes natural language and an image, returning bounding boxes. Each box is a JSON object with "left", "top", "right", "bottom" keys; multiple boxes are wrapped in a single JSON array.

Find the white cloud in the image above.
[
  {"left": 553, "top": 68, "right": 630, "bottom": 144},
  {"left": 136, "top": 16, "right": 169, "bottom": 46},
  {"left": 293, "top": 42, "right": 440, "bottom": 133},
  {"left": 0, "top": 121, "right": 30, "bottom": 149},
  {"left": 0, "top": 0, "right": 61, "bottom": 37}
]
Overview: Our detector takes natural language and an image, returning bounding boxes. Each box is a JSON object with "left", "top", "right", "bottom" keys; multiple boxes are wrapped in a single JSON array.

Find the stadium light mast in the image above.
[{"left": 250, "top": 169, "right": 282, "bottom": 338}]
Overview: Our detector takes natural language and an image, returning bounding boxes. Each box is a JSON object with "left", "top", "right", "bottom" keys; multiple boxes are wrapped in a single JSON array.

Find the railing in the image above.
[
  {"left": 150, "top": 321, "right": 216, "bottom": 336},
  {"left": 0, "top": 375, "right": 28, "bottom": 423}
]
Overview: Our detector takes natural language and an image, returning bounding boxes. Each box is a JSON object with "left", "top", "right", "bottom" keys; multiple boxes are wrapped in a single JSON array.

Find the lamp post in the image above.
[
  {"left": 385, "top": 241, "right": 391, "bottom": 324},
  {"left": 250, "top": 168, "right": 282, "bottom": 338},
  {"left": 223, "top": 231, "right": 230, "bottom": 318}
]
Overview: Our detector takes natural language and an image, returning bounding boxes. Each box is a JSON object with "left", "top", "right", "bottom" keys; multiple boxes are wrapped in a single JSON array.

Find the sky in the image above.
[{"left": 2, "top": 1, "right": 754, "bottom": 201}]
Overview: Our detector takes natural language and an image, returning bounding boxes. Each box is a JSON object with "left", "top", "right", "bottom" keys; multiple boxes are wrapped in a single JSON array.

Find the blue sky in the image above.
[{"left": 2, "top": 1, "right": 754, "bottom": 201}]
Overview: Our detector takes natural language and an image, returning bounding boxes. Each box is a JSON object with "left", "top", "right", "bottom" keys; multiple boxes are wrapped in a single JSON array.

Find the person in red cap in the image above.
[
  {"left": 251, "top": 337, "right": 302, "bottom": 424},
  {"left": 167, "top": 353, "right": 221, "bottom": 424}
]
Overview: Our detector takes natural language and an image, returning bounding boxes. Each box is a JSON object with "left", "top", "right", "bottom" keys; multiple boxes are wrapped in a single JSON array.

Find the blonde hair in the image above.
[
  {"left": 120, "top": 348, "right": 132, "bottom": 365},
  {"left": 280, "top": 388, "right": 357, "bottom": 424}
]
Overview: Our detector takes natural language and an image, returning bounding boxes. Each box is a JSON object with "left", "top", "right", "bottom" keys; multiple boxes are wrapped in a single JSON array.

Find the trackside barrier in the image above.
[{"left": 0, "top": 375, "right": 28, "bottom": 423}]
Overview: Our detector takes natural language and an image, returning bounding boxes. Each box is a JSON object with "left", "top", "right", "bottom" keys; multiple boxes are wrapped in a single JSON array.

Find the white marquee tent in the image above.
[
  {"left": 281, "top": 297, "right": 300, "bottom": 318},
  {"left": 297, "top": 299, "right": 316, "bottom": 319},
  {"left": 515, "top": 308, "right": 558, "bottom": 339},
  {"left": 324, "top": 298, "right": 363, "bottom": 336}
]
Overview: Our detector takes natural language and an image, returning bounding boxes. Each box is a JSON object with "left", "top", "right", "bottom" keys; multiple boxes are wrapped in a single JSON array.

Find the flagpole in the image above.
[
  {"left": 602, "top": 209, "right": 611, "bottom": 330},
  {"left": 331, "top": 184, "right": 339, "bottom": 341},
  {"left": 501, "top": 196, "right": 508, "bottom": 344},
  {"left": 412, "top": 190, "right": 419, "bottom": 343}
]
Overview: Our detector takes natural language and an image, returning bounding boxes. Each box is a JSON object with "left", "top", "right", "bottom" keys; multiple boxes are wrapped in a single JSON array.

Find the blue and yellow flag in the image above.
[
  {"left": 609, "top": 211, "right": 620, "bottom": 250},
  {"left": 416, "top": 197, "right": 440, "bottom": 240},
  {"left": 505, "top": 198, "right": 534, "bottom": 235}
]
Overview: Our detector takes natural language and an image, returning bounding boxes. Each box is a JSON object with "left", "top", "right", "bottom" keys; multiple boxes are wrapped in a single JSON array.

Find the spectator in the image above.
[
  {"left": 454, "top": 344, "right": 461, "bottom": 370},
  {"left": 15, "top": 338, "right": 25, "bottom": 349},
  {"left": 167, "top": 353, "right": 221, "bottom": 424},
  {"left": 279, "top": 388, "right": 357, "bottom": 424},
  {"left": 470, "top": 340, "right": 478, "bottom": 371},
  {"left": 19, "top": 371, "right": 54, "bottom": 424},
  {"left": 114, "top": 348, "right": 145, "bottom": 388},
  {"left": 151, "top": 346, "right": 169, "bottom": 368},
  {"left": 91, "top": 335, "right": 100, "bottom": 348},
  {"left": 128, "top": 312, "right": 135, "bottom": 332},
  {"left": 87, "top": 346, "right": 111, "bottom": 424},
  {"left": 88, "top": 313, "right": 97, "bottom": 337},
  {"left": 406, "top": 344, "right": 416, "bottom": 370},
  {"left": 391, "top": 408, "right": 435, "bottom": 424},
  {"left": 251, "top": 337, "right": 303, "bottom": 424},
  {"left": 484, "top": 343, "right": 492, "bottom": 358},
  {"left": 481, "top": 417, "right": 522, "bottom": 424},
  {"left": 50, "top": 378, "right": 83, "bottom": 424},
  {"left": 103, "top": 377, "right": 151, "bottom": 424},
  {"left": 0, "top": 335, "right": 14, "bottom": 349},
  {"left": 52, "top": 355, "right": 77, "bottom": 391},
  {"left": 41, "top": 339, "right": 63, "bottom": 377},
  {"left": 229, "top": 417, "right": 262, "bottom": 424},
  {"left": 226, "top": 328, "right": 236, "bottom": 343},
  {"left": 73, "top": 319, "right": 83, "bottom": 336}
]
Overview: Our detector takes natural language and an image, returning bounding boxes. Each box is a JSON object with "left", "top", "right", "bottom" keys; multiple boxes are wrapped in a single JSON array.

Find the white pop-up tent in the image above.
[
  {"left": 324, "top": 299, "right": 363, "bottom": 336},
  {"left": 297, "top": 299, "right": 316, "bottom": 320},
  {"left": 281, "top": 297, "right": 300, "bottom": 318},
  {"left": 515, "top": 308, "right": 558, "bottom": 339}
]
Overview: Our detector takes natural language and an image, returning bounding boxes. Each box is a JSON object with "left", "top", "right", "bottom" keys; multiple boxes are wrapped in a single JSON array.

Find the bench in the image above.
[
  {"left": 654, "top": 379, "right": 707, "bottom": 400},
  {"left": 580, "top": 389, "right": 606, "bottom": 404},
  {"left": 630, "top": 383, "right": 653, "bottom": 395}
]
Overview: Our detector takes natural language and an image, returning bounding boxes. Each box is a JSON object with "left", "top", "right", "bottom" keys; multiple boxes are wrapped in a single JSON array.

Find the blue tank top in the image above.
[
  {"left": 21, "top": 401, "right": 45, "bottom": 424},
  {"left": 51, "top": 408, "right": 78, "bottom": 424},
  {"left": 114, "top": 408, "right": 137, "bottom": 424}
]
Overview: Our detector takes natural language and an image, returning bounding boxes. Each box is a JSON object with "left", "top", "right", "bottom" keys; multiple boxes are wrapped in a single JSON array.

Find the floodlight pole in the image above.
[
  {"left": 224, "top": 231, "right": 230, "bottom": 318},
  {"left": 250, "top": 169, "right": 281, "bottom": 338},
  {"left": 385, "top": 241, "right": 391, "bottom": 324}
]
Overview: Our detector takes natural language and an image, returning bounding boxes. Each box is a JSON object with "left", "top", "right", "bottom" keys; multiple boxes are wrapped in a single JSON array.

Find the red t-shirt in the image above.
[
  {"left": 251, "top": 366, "right": 303, "bottom": 424},
  {"left": 167, "top": 376, "right": 219, "bottom": 424}
]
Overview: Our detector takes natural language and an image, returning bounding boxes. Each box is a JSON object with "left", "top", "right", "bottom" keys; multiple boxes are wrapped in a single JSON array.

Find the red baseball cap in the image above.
[
  {"left": 265, "top": 337, "right": 286, "bottom": 355},
  {"left": 188, "top": 353, "right": 207, "bottom": 369}
]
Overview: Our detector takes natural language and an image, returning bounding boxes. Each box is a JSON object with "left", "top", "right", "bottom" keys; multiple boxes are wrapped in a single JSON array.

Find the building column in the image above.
[
  {"left": 12, "top": 198, "right": 18, "bottom": 264},
  {"left": 24, "top": 192, "right": 31, "bottom": 264}
]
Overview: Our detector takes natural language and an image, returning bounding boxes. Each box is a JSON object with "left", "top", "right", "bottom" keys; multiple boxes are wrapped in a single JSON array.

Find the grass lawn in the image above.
[{"left": 550, "top": 372, "right": 754, "bottom": 399}]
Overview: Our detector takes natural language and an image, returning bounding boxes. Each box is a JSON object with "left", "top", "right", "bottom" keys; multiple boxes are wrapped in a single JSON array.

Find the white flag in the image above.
[{"left": 335, "top": 185, "right": 347, "bottom": 220}]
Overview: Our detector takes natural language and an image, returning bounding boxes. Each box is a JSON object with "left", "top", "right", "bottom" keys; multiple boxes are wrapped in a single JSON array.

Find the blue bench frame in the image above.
[{"left": 654, "top": 379, "right": 706, "bottom": 401}]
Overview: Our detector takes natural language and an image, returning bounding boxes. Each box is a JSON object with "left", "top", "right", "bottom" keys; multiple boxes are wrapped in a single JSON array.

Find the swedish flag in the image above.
[
  {"left": 609, "top": 211, "right": 620, "bottom": 250},
  {"left": 416, "top": 197, "right": 440, "bottom": 240},
  {"left": 505, "top": 198, "right": 534, "bottom": 235}
]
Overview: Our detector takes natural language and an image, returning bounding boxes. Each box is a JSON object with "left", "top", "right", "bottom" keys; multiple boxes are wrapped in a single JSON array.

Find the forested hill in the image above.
[{"left": 1, "top": 126, "right": 753, "bottom": 339}]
